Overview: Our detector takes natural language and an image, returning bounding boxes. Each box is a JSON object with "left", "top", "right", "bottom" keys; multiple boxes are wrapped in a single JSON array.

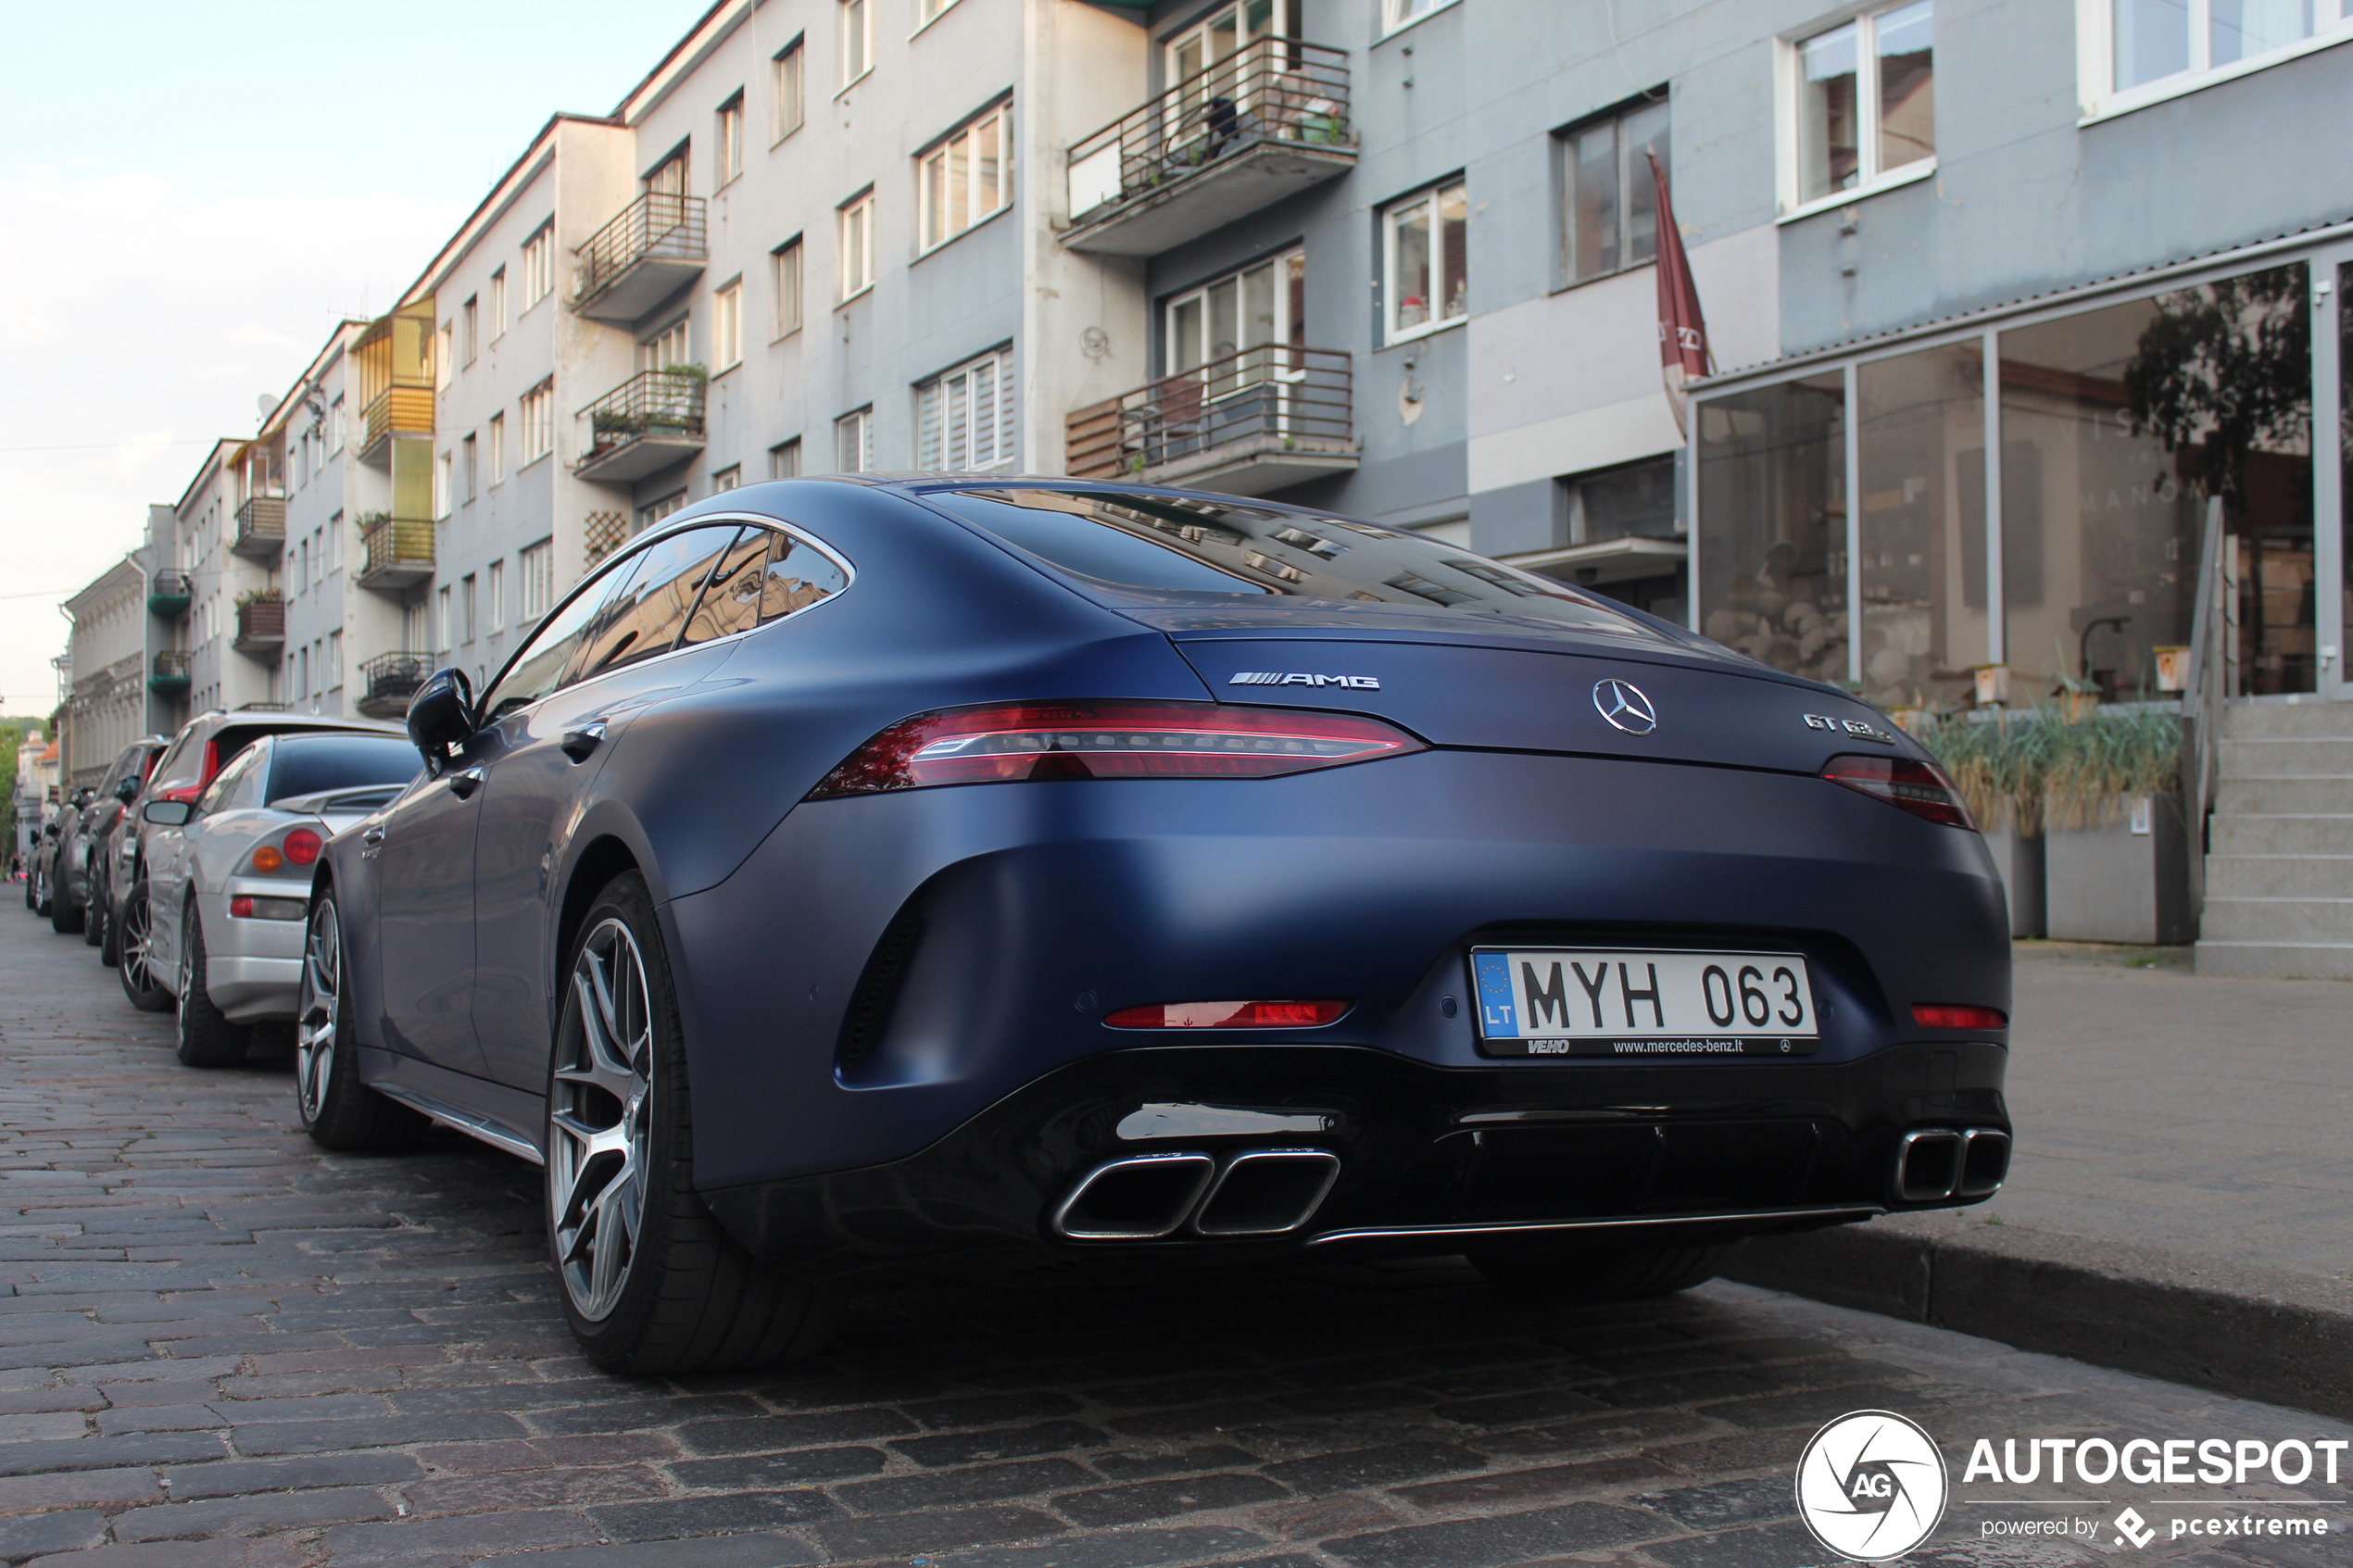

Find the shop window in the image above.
[
  {"left": 1696, "top": 373, "right": 1849, "bottom": 686},
  {"left": 1856, "top": 343, "right": 1988, "bottom": 709}
]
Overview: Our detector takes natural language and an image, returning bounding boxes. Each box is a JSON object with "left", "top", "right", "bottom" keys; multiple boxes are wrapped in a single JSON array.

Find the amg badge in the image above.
[
  {"left": 1803, "top": 713, "right": 1896, "bottom": 745},
  {"left": 1229, "top": 672, "right": 1382, "bottom": 689}
]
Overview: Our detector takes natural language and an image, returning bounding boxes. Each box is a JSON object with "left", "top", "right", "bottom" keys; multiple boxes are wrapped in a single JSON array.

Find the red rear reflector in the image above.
[
  {"left": 1104, "top": 999, "right": 1350, "bottom": 1030},
  {"left": 1912, "top": 1004, "right": 2007, "bottom": 1031},
  {"left": 1820, "top": 754, "right": 1975, "bottom": 830},
  {"left": 809, "top": 701, "right": 1423, "bottom": 799},
  {"left": 229, "top": 896, "right": 253, "bottom": 919},
  {"left": 283, "top": 828, "right": 322, "bottom": 867}
]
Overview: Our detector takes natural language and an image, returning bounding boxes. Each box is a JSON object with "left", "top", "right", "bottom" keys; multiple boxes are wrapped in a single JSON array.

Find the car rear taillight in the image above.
[
  {"left": 157, "top": 784, "right": 203, "bottom": 806},
  {"left": 1104, "top": 999, "right": 1352, "bottom": 1029},
  {"left": 229, "top": 895, "right": 306, "bottom": 922},
  {"left": 1912, "top": 1004, "right": 2007, "bottom": 1031},
  {"left": 1820, "top": 754, "right": 1975, "bottom": 830},
  {"left": 247, "top": 826, "right": 323, "bottom": 877},
  {"left": 808, "top": 701, "right": 1424, "bottom": 799},
  {"left": 283, "top": 828, "right": 322, "bottom": 866}
]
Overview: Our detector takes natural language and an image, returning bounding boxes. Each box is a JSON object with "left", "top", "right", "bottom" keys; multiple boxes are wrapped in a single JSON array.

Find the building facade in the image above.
[{"left": 61, "top": 559, "right": 149, "bottom": 788}]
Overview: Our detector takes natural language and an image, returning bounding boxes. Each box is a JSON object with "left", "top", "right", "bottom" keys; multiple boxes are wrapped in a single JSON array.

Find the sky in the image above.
[{"left": 0, "top": 1, "right": 710, "bottom": 718}]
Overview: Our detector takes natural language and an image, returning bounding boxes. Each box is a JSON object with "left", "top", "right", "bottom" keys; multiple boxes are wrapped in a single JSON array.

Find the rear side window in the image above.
[
  {"left": 568, "top": 525, "right": 746, "bottom": 684},
  {"left": 195, "top": 743, "right": 267, "bottom": 815},
  {"left": 759, "top": 534, "right": 848, "bottom": 622},
  {"left": 682, "top": 529, "right": 777, "bottom": 646},
  {"left": 482, "top": 556, "right": 637, "bottom": 721},
  {"left": 926, "top": 486, "right": 1658, "bottom": 636},
  {"left": 266, "top": 736, "right": 420, "bottom": 802},
  {"left": 148, "top": 729, "right": 203, "bottom": 794}
]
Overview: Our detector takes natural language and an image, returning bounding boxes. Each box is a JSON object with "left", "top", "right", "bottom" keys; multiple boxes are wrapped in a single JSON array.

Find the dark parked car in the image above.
[
  {"left": 113, "top": 710, "right": 399, "bottom": 1010},
  {"left": 57, "top": 737, "right": 168, "bottom": 947},
  {"left": 299, "top": 479, "right": 2012, "bottom": 1374}
]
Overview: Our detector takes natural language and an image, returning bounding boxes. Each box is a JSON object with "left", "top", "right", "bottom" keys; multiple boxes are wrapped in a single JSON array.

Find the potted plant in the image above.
[
  {"left": 1919, "top": 711, "right": 2051, "bottom": 938},
  {"left": 2040, "top": 706, "right": 2190, "bottom": 945}
]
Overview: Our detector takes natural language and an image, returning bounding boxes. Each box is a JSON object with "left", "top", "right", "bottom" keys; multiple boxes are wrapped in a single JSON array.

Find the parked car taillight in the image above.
[
  {"left": 248, "top": 827, "right": 324, "bottom": 877},
  {"left": 1912, "top": 1003, "right": 2007, "bottom": 1030},
  {"left": 807, "top": 700, "right": 1425, "bottom": 799},
  {"left": 1104, "top": 999, "right": 1352, "bottom": 1029},
  {"left": 283, "top": 828, "right": 322, "bottom": 866},
  {"left": 1819, "top": 754, "right": 1975, "bottom": 831}
]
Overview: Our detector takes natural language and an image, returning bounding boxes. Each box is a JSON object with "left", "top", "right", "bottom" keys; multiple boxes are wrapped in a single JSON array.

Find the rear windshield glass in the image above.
[
  {"left": 267, "top": 736, "right": 419, "bottom": 802},
  {"left": 925, "top": 487, "right": 1657, "bottom": 637}
]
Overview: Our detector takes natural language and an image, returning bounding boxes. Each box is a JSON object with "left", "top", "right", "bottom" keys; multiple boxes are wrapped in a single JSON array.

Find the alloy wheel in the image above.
[
  {"left": 295, "top": 903, "right": 340, "bottom": 1123},
  {"left": 120, "top": 892, "right": 158, "bottom": 995},
  {"left": 548, "top": 916, "right": 655, "bottom": 1323}
]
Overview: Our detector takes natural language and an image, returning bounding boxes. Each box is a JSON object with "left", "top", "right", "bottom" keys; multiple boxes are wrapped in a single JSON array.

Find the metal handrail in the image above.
[
  {"left": 359, "top": 652, "right": 432, "bottom": 704},
  {"left": 578, "top": 370, "right": 709, "bottom": 465},
  {"left": 361, "top": 517, "right": 435, "bottom": 576},
  {"left": 233, "top": 495, "right": 284, "bottom": 545},
  {"left": 2180, "top": 495, "right": 2228, "bottom": 927},
  {"left": 1066, "top": 40, "right": 1353, "bottom": 223},
  {"left": 152, "top": 651, "right": 191, "bottom": 679},
  {"left": 573, "top": 193, "right": 708, "bottom": 306},
  {"left": 149, "top": 571, "right": 193, "bottom": 599},
  {"left": 1066, "top": 345, "right": 1353, "bottom": 479},
  {"left": 234, "top": 598, "right": 285, "bottom": 642}
]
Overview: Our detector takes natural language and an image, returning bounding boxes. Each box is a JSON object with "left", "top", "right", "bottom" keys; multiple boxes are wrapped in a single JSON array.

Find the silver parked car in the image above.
[{"left": 136, "top": 730, "right": 418, "bottom": 1066}]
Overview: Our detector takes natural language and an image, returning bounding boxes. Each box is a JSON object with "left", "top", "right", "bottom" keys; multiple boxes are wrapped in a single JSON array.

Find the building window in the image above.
[
  {"left": 770, "top": 438, "right": 801, "bottom": 479},
  {"left": 1166, "top": 249, "right": 1304, "bottom": 384},
  {"left": 1787, "top": 1, "right": 1935, "bottom": 213},
  {"left": 521, "top": 380, "right": 553, "bottom": 464},
  {"left": 917, "top": 0, "right": 962, "bottom": 25},
  {"left": 489, "top": 411, "right": 506, "bottom": 484},
  {"left": 839, "top": 192, "right": 875, "bottom": 299},
  {"left": 522, "top": 224, "right": 554, "bottom": 306},
  {"left": 462, "top": 433, "right": 478, "bottom": 501},
  {"left": 917, "top": 349, "right": 1015, "bottom": 471},
  {"left": 716, "top": 94, "right": 745, "bottom": 187},
  {"left": 1559, "top": 454, "right": 1680, "bottom": 545},
  {"left": 841, "top": 0, "right": 872, "bottom": 87},
  {"left": 648, "top": 147, "right": 689, "bottom": 196},
  {"left": 836, "top": 408, "right": 874, "bottom": 472},
  {"left": 640, "top": 492, "right": 688, "bottom": 532},
  {"left": 774, "top": 38, "right": 806, "bottom": 140},
  {"left": 643, "top": 319, "right": 690, "bottom": 373},
  {"left": 435, "top": 324, "right": 453, "bottom": 390},
  {"left": 328, "top": 629, "right": 342, "bottom": 689},
  {"left": 714, "top": 280, "right": 743, "bottom": 370},
  {"left": 520, "top": 538, "right": 554, "bottom": 620},
  {"left": 1382, "top": 0, "right": 1460, "bottom": 32},
  {"left": 462, "top": 296, "right": 479, "bottom": 366},
  {"left": 1383, "top": 181, "right": 1468, "bottom": 343},
  {"left": 2095, "top": 0, "right": 2352, "bottom": 108},
  {"left": 488, "top": 558, "right": 506, "bottom": 633},
  {"left": 329, "top": 396, "right": 344, "bottom": 452},
  {"left": 1558, "top": 94, "right": 1669, "bottom": 286},
  {"left": 919, "top": 102, "right": 1010, "bottom": 252},
  {"left": 773, "top": 237, "right": 804, "bottom": 338},
  {"left": 434, "top": 451, "right": 452, "bottom": 520},
  {"left": 461, "top": 573, "right": 478, "bottom": 645},
  {"left": 711, "top": 465, "right": 742, "bottom": 492},
  {"left": 436, "top": 584, "right": 453, "bottom": 653},
  {"left": 489, "top": 267, "right": 507, "bottom": 337}
]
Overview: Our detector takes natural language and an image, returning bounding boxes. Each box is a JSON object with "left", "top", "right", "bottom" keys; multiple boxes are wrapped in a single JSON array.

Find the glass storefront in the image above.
[{"left": 1696, "top": 259, "right": 2322, "bottom": 707}]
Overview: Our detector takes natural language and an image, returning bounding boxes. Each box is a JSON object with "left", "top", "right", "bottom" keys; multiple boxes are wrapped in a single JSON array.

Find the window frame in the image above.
[
  {"left": 916, "top": 99, "right": 1013, "bottom": 255},
  {"left": 916, "top": 347, "right": 1017, "bottom": 472},
  {"left": 772, "top": 236, "right": 805, "bottom": 340},
  {"left": 1776, "top": 1, "right": 1939, "bottom": 222},
  {"left": 519, "top": 537, "right": 555, "bottom": 621},
  {"left": 2077, "top": 0, "right": 2353, "bottom": 121},
  {"left": 838, "top": 190, "right": 876, "bottom": 302},
  {"left": 713, "top": 277, "right": 744, "bottom": 371},
  {"left": 461, "top": 295, "right": 479, "bottom": 367},
  {"left": 519, "top": 379, "right": 554, "bottom": 467},
  {"left": 488, "top": 558, "right": 507, "bottom": 633},
  {"left": 488, "top": 410, "right": 507, "bottom": 485},
  {"left": 839, "top": 0, "right": 873, "bottom": 92},
  {"left": 913, "top": 0, "right": 963, "bottom": 32},
  {"left": 769, "top": 438, "right": 802, "bottom": 479},
  {"left": 1381, "top": 180, "right": 1470, "bottom": 346},
  {"left": 1380, "top": 0, "right": 1462, "bottom": 37},
  {"left": 773, "top": 37, "right": 807, "bottom": 142},
  {"left": 489, "top": 267, "right": 507, "bottom": 339},
  {"left": 715, "top": 92, "right": 746, "bottom": 190},
  {"left": 836, "top": 407, "right": 875, "bottom": 473},
  {"left": 521, "top": 223, "right": 554, "bottom": 307},
  {"left": 1554, "top": 91, "right": 1670, "bottom": 291}
]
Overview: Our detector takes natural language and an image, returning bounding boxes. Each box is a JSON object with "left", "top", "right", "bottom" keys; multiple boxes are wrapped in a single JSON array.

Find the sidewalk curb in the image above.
[{"left": 1724, "top": 1214, "right": 2353, "bottom": 1422}]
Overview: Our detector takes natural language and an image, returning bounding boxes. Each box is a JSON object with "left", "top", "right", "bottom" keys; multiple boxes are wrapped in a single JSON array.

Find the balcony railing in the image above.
[
  {"left": 1064, "top": 41, "right": 1353, "bottom": 256},
  {"left": 575, "top": 370, "right": 709, "bottom": 483},
  {"left": 573, "top": 194, "right": 708, "bottom": 322},
  {"left": 232, "top": 495, "right": 285, "bottom": 559},
  {"left": 360, "top": 384, "right": 434, "bottom": 465},
  {"left": 357, "top": 516, "right": 435, "bottom": 592},
  {"left": 147, "top": 571, "right": 193, "bottom": 617},
  {"left": 356, "top": 652, "right": 432, "bottom": 719},
  {"left": 148, "top": 650, "right": 191, "bottom": 692},
  {"left": 1065, "top": 345, "right": 1358, "bottom": 496},
  {"left": 233, "top": 597, "right": 285, "bottom": 655}
]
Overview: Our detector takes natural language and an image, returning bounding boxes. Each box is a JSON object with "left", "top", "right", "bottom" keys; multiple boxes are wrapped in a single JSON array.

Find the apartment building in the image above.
[{"left": 60, "top": 559, "right": 149, "bottom": 788}]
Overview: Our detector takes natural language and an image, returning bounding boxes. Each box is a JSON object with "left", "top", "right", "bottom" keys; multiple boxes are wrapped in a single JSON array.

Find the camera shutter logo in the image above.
[{"left": 1794, "top": 1410, "right": 1949, "bottom": 1562}]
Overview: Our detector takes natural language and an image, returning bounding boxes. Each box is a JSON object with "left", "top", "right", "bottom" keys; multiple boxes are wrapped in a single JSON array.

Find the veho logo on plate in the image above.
[{"left": 1795, "top": 1410, "right": 1950, "bottom": 1562}]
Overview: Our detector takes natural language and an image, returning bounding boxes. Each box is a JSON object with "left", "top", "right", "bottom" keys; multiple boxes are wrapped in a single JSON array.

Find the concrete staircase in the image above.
[{"left": 2196, "top": 700, "right": 2353, "bottom": 978}]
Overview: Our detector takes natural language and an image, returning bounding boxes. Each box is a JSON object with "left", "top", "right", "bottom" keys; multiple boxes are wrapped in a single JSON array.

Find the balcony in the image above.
[
  {"left": 355, "top": 302, "right": 435, "bottom": 466},
  {"left": 357, "top": 515, "right": 435, "bottom": 593},
  {"left": 232, "top": 496, "right": 284, "bottom": 560},
  {"left": 148, "top": 651, "right": 191, "bottom": 694},
  {"left": 1065, "top": 346, "right": 1358, "bottom": 495},
  {"left": 232, "top": 597, "right": 285, "bottom": 657},
  {"left": 574, "top": 370, "right": 708, "bottom": 483},
  {"left": 147, "top": 571, "right": 192, "bottom": 618},
  {"left": 572, "top": 194, "right": 707, "bottom": 323},
  {"left": 1063, "top": 42, "right": 1353, "bottom": 257},
  {"left": 355, "top": 652, "right": 432, "bottom": 720}
]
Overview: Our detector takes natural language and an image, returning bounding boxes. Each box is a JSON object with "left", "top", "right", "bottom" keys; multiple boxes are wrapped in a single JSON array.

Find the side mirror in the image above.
[
  {"left": 115, "top": 777, "right": 140, "bottom": 803},
  {"left": 407, "top": 667, "right": 477, "bottom": 767},
  {"left": 142, "top": 800, "right": 193, "bottom": 827}
]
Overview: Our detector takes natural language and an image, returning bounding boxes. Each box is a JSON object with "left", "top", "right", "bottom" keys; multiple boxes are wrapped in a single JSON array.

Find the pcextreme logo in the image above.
[{"left": 1795, "top": 1411, "right": 1949, "bottom": 1562}]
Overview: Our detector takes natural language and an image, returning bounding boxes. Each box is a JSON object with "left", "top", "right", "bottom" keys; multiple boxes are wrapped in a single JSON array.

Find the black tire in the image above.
[
  {"left": 174, "top": 908, "right": 250, "bottom": 1067},
  {"left": 31, "top": 866, "right": 50, "bottom": 919},
  {"left": 115, "top": 882, "right": 173, "bottom": 1012},
  {"left": 546, "top": 872, "right": 832, "bottom": 1374},
  {"left": 49, "top": 863, "right": 83, "bottom": 935},
  {"left": 1468, "top": 1240, "right": 1735, "bottom": 1301},
  {"left": 296, "top": 892, "right": 427, "bottom": 1149},
  {"left": 82, "top": 883, "right": 107, "bottom": 948},
  {"left": 97, "top": 884, "right": 121, "bottom": 966}
]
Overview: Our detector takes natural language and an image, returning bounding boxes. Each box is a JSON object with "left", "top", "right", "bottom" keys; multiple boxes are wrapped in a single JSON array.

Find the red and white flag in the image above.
[{"left": 1648, "top": 149, "right": 1712, "bottom": 435}]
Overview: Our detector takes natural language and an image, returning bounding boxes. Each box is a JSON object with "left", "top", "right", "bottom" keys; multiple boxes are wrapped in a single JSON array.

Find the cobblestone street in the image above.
[{"left": 0, "top": 909, "right": 2342, "bottom": 1568}]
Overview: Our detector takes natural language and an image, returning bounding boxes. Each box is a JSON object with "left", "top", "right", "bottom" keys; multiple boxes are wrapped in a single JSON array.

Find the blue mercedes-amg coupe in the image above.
[{"left": 298, "top": 478, "right": 2012, "bottom": 1373}]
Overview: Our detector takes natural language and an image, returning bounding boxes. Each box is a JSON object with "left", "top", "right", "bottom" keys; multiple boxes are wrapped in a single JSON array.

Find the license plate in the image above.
[{"left": 1470, "top": 947, "right": 1820, "bottom": 1058}]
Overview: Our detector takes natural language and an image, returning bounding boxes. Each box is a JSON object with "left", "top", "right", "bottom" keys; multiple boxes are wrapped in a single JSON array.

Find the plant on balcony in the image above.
[
  {"left": 357, "top": 510, "right": 391, "bottom": 531},
  {"left": 233, "top": 588, "right": 283, "bottom": 608},
  {"left": 592, "top": 408, "right": 646, "bottom": 441},
  {"left": 657, "top": 362, "right": 709, "bottom": 383}
]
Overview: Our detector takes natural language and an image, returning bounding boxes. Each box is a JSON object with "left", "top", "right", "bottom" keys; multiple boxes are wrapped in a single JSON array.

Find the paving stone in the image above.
[
  {"left": 157, "top": 1450, "right": 426, "bottom": 1499},
  {"left": 808, "top": 1503, "right": 1064, "bottom": 1560},
  {"left": 317, "top": 1509, "right": 604, "bottom": 1564},
  {"left": 0, "top": 1509, "right": 109, "bottom": 1558},
  {"left": 586, "top": 1489, "right": 839, "bottom": 1540},
  {"left": 469, "top": 1536, "right": 818, "bottom": 1568},
  {"left": 925, "top": 1525, "right": 1274, "bottom": 1568},
  {"left": 891, "top": 1420, "right": 1110, "bottom": 1468},
  {"left": 665, "top": 1446, "right": 888, "bottom": 1488},
  {"left": 1389, "top": 1453, "right": 1678, "bottom": 1512},
  {"left": 1088, "top": 1444, "right": 1260, "bottom": 1480},
  {"left": 1260, "top": 1440, "right": 1486, "bottom": 1493},
  {"left": 675, "top": 1407, "right": 916, "bottom": 1455},
  {"left": 109, "top": 1484, "right": 396, "bottom": 1541},
  {"left": 836, "top": 1457, "right": 1093, "bottom": 1515},
  {"left": 1054, "top": 1472, "right": 1291, "bottom": 1527},
  {"left": 1320, "top": 1501, "right": 1670, "bottom": 1568}
]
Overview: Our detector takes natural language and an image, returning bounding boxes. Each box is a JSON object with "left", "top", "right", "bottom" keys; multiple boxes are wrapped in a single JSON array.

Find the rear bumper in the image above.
[
  {"left": 700, "top": 1040, "right": 2008, "bottom": 1274},
  {"left": 202, "top": 894, "right": 306, "bottom": 1022}
]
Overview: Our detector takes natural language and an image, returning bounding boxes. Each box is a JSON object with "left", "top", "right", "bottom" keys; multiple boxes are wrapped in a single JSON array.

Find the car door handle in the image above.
[
  {"left": 447, "top": 767, "right": 488, "bottom": 801},
  {"left": 560, "top": 722, "right": 608, "bottom": 764},
  {"left": 360, "top": 825, "right": 385, "bottom": 861}
]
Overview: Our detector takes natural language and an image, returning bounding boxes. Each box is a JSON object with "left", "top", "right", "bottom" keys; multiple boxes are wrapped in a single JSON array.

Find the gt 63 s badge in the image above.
[{"left": 1796, "top": 1410, "right": 1949, "bottom": 1561}]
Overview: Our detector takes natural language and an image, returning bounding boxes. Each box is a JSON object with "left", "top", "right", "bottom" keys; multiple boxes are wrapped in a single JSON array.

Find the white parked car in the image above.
[{"left": 136, "top": 731, "right": 421, "bottom": 1066}]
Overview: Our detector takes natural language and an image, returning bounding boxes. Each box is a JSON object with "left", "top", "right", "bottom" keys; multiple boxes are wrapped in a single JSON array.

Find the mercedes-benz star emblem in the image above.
[{"left": 1592, "top": 679, "right": 1658, "bottom": 734}]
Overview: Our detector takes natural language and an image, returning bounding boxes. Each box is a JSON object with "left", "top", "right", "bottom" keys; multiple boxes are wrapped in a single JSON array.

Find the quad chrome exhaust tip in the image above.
[
  {"left": 1051, "top": 1149, "right": 1340, "bottom": 1241},
  {"left": 1894, "top": 1126, "right": 2009, "bottom": 1203}
]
